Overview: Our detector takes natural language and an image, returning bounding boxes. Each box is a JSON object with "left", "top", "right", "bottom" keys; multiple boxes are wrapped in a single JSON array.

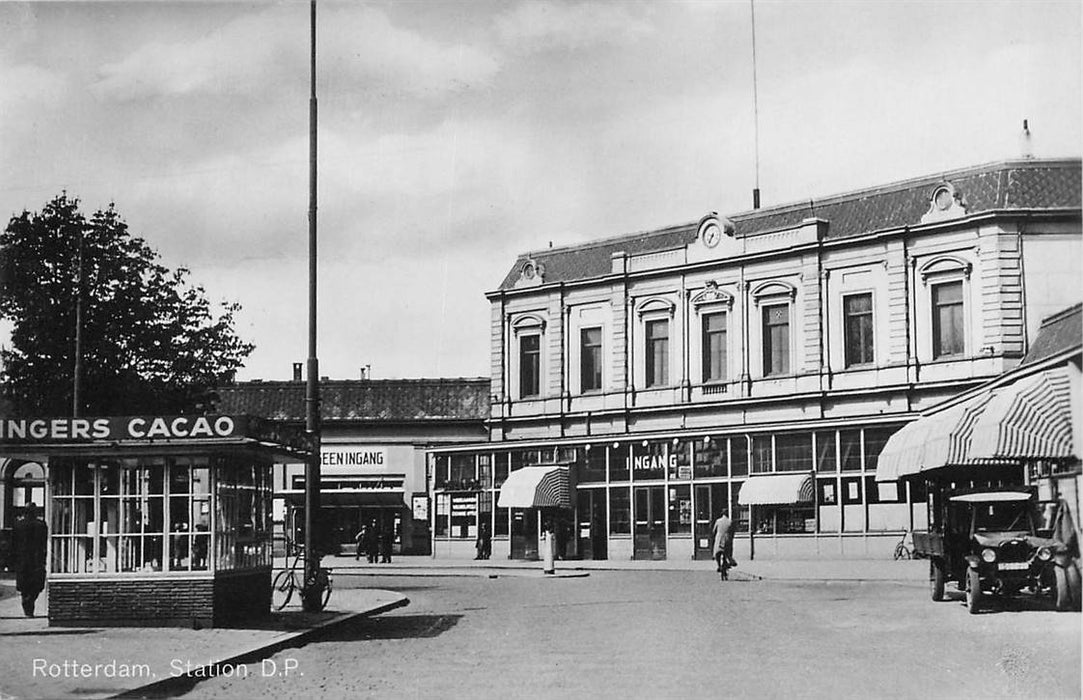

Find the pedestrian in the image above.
[
  {"left": 475, "top": 521, "right": 491, "bottom": 560},
  {"left": 378, "top": 525, "right": 393, "bottom": 564},
  {"left": 363, "top": 520, "right": 379, "bottom": 564},
  {"left": 354, "top": 524, "right": 368, "bottom": 561},
  {"left": 711, "top": 510, "right": 735, "bottom": 576},
  {"left": 13, "top": 502, "right": 48, "bottom": 617}
]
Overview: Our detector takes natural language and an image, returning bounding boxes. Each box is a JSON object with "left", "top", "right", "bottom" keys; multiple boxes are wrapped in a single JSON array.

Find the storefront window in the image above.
[
  {"left": 775, "top": 433, "right": 812, "bottom": 472},
  {"left": 433, "top": 454, "right": 449, "bottom": 488},
  {"left": 751, "top": 435, "right": 773, "bottom": 473},
  {"left": 668, "top": 440, "right": 692, "bottom": 480},
  {"left": 510, "top": 450, "right": 529, "bottom": 472},
  {"left": 815, "top": 431, "right": 837, "bottom": 472},
  {"left": 730, "top": 437, "right": 748, "bottom": 477},
  {"left": 608, "top": 444, "right": 630, "bottom": 482},
  {"left": 693, "top": 437, "right": 726, "bottom": 478},
  {"left": 435, "top": 494, "right": 449, "bottom": 536},
  {"left": 667, "top": 484, "right": 692, "bottom": 535},
  {"left": 755, "top": 507, "right": 815, "bottom": 534},
  {"left": 449, "top": 454, "right": 476, "bottom": 490},
  {"left": 49, "top": 455, "right": 254, "bottom": 575},
  {"left": 581, "top": 445, "right": 607, "bottom": 483},
  {"left": 632, "top": 442, "right": 666, "bottom": 481},
  {"left": 863, "top": 426, "right": 897, "bottom": 472},
  {"left": 609, "top": 487, "right": 631, "bottom": 535},
  {"left": 449, "top": 494, "right": 477, "bottom": 539},
  {"left": 494, "top": 452, "right": 510, "bottom": 486},
  {"left": 478, "top": 454, "right": 492, "bottom": 489},
  {"left": 730, "top": 481, "right": 748, "bottom": 532},
  {"left": 839, "top": 430, "right": 862, "bottom": 471},
  {"left": 215, "top": 459, "right": 272, "bottom": 571}
]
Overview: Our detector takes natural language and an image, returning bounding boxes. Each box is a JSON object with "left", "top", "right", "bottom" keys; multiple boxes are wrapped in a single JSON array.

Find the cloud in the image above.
[
  {"left": 496, "top": 1, "right": 653, "bottom": 51},
  {"left": 92, "top": 5, "right": 500, "bottom": 102}
]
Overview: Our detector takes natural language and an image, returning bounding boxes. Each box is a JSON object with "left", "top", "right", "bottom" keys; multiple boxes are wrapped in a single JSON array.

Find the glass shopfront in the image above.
[{"left": 429, "top": 423, "right": 911, "bottom": 561}]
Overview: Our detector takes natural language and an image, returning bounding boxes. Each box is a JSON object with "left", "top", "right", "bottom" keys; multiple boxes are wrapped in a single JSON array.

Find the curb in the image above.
[{"left": 110, "top": 595, "right": 409, "bottom": 699}]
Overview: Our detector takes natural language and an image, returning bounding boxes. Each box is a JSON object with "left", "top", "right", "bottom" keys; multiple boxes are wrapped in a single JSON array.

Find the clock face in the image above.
[{"left": 702, "top": 224, "right": 721, "bottom": 248}]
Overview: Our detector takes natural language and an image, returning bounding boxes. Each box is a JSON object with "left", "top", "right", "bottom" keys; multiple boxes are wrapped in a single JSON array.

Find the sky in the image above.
[{"left": 0, "top": 1, "right": 1079, "bottom": 382}]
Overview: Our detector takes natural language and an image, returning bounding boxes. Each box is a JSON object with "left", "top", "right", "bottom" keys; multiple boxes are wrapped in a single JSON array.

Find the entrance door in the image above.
[
  {"left": 510, "top": 508, "right": 538, "bottom": 560},
  {"left": 694, "top": 483, "right": 730, "bottom": 560},
  {"left": 633, "top": 486, "right": 666, "bottom": 560},
  {"left": 577, "top": 489, "right": 608, "bottom": 560}
]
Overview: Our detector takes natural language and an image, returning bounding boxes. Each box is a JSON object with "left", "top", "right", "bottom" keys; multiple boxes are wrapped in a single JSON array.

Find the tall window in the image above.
[
  {"left": 701, "top": 312, "right": 727, "bottom": 383},
  {"left": 580, "top": 327, "right": 602, "bottom": 392},
  {"left": 843, "top": 293, "right": 875, "bottom": 367},
  {"left": 932, "top": 281, "right": 964, "bottom": 358},
  {"left": 645, "top": 319, "right": 669, "bottom": 387},
  {"left": 762, "top": 305, "right": 790, "bottom": 376},
  {"left": 519, "top": 333, "right": 540, "bottom": 397}
]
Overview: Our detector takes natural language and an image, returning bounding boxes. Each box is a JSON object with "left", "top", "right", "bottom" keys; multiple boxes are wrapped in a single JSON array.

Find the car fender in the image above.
[
  {"left": 964, "top": 554, "right": 982, "bottom": 570},
  {"left": 1053, "top": 552, "right": 1072, "bottom": 568}
]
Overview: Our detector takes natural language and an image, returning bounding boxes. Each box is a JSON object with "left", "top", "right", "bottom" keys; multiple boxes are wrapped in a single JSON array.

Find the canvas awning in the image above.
[
  {"left": 968, "top": 367, "right": 1076, "bottom": 460},
  {"left": 875, "top": 392, "right": 997, "bottom": 482},
  {"left": 497, "top": 466, "right": 571, "bottom": 508},
  {"left": 737, "top": 473, "right": 814, "bottom": 506}
]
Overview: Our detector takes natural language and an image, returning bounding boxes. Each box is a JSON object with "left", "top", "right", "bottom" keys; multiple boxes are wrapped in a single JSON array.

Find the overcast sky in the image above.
[{"left": 1, "top": 1, "right": 1079, "bottom": 382}]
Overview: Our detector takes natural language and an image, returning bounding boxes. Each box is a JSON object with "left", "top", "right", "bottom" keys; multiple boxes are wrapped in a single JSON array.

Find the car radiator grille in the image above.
[{"left": 997, "top": 541, "right": 1030, "bottom": 564}]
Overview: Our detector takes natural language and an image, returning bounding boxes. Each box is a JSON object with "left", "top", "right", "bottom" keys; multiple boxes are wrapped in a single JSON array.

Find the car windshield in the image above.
[{"left": 973, "top": 501, "right": 1032, "bottom": 533}]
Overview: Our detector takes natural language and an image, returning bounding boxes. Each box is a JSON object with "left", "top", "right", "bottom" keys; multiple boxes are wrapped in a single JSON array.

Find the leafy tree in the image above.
[{"left": 0, "top": 193, "right": 254, "bottom": 416}]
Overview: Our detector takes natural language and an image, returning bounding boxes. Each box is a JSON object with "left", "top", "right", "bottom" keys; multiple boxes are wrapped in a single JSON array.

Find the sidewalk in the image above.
[
  {"left": 0, "top": 582, "right": 407, "bottom": 700},
  {"left": 318, "top": 553, "right": 929, "bottom": 583}
]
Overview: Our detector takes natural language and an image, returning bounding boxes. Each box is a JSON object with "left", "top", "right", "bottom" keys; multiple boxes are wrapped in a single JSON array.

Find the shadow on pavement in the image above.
[
  {"left": 316, "top": 614, "right": 462, "bottom": 642},
  {"left": 0, "top": 628, "right": 97, "bottom": 636}
]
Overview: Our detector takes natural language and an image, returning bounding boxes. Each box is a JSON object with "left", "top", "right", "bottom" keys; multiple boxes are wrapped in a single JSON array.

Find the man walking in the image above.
[
  {"left": 711, "top": 510, "right": 735, "bottom": 577},
  {"left": 13, "top": 502, "right": 48, "bottom": 617}
]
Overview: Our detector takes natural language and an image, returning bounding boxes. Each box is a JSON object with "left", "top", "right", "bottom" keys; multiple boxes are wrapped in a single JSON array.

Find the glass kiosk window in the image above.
[{"left": 50, "top": 456, "right": 271, "bottom": 575}]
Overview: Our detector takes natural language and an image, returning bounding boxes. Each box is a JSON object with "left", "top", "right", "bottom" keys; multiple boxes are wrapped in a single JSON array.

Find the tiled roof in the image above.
[
  {"left": 214, "top": 377, "right": 491, "bottom": 423},
  {"left": 497, "top": 158, "right": 1081, "bottom": 291},
  {"left": 1022, "top": 304, "right": 1082, "bottom": 366}
]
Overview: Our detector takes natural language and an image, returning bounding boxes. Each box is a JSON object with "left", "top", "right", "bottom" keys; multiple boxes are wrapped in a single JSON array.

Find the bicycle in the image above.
[
  {"left": 893, "top": 530, "right": 913, "bottom": 560},
  {"left": 273, "top": 541, "right": 332, "bottom": 611}
]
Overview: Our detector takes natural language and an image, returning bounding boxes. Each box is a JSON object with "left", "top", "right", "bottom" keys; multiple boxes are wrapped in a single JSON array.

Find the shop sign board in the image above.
[
  {"left": 412, "top": 495, "right": 429, "bottom": 521},
  {"left": 0, "top": 415, "right": 248, "bottom": 443}
]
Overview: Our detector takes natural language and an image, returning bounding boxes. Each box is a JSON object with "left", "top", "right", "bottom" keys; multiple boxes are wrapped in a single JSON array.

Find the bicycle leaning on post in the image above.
[{"left": 272, "top": 539, "right": 332, "bottom": 611}]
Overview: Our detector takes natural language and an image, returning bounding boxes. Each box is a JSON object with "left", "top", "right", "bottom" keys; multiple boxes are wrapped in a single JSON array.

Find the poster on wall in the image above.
[{"left": 412, "top": 495, "right": 429, "bottom": 521}]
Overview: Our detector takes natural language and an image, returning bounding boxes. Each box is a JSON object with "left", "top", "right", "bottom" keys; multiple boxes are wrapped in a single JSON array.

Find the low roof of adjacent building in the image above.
[
  {"left": 214, "top": 377, "right": 491, "bottom": 423},
  {"left": 1021, "top": 303, "right": 1082, "bottom": 367},
  {"left": 495, "top": 157, "right": 1081, "bottom": 292}
]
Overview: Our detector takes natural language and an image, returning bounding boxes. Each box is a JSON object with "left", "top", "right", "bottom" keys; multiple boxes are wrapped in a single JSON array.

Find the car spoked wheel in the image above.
[
  {"left": 966, "top": 568, "right": 982, "bottom": 615},
  {"left": 1066, "top": 562, "right": 1082, "bottom": 612}
]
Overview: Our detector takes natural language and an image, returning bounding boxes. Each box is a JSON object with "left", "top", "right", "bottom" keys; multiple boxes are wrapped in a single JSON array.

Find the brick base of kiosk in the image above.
[{"left": 49, "top": 569, "right": 272, "bottom": 628}]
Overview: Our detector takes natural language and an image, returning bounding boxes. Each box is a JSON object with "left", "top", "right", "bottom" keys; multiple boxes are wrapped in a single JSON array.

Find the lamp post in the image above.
[
  {"left": 72, "top": 225, "right": 84, "bottom": 418},
  {"left": 301, "top": 0, "right": 323, "bottom": 611}
]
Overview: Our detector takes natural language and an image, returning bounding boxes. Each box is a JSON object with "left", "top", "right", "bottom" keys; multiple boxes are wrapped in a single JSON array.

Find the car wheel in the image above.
[
  {"left": 1066, "top": 561, "right": 1082, "bottom": 612},
  {"left": 1054, "top": 565, "right": 1072, "bottom": 612},
  {"left": 930, "top": 559, "right": 945, "bottom": 602},
  {"left": 966, "top": 568, "right": 981, "bottom": 615}
]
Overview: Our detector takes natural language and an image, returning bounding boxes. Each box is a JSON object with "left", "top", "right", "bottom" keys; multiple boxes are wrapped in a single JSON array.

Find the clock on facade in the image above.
[{"left": 702, "top": 223, "right": 722, "bottom": 248}]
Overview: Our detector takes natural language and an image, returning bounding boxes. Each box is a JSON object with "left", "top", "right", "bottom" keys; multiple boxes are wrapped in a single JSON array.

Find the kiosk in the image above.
[{"left": 0, "top": 415, "right": 309, "bottom": 628}]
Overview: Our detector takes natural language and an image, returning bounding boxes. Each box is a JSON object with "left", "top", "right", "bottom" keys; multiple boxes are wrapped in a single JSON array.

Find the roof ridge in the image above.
[{"left": 1038, "top": 303, "right": 1082, "bottom": 328}]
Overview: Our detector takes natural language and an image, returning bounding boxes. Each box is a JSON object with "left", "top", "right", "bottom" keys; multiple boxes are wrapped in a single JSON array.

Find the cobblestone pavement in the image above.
[{"left": 185, "top": 570, "right": 1080, "bottom": 699}]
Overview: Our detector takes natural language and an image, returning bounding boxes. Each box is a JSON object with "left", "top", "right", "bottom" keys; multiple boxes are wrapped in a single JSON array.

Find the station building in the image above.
[
  {"left": 215, "top": 372, "right": 489, "bottom": 556},
  {"left": 428, "top": 157, "right": 1082, "bottom": 562}
]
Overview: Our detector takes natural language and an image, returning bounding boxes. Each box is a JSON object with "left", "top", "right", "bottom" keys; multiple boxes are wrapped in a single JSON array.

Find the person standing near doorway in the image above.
[
  {"left": 13, "top": 503, "right": 48, "bottom": 617},
  {"left": 363, "top": 520, "right": 380, "bottom": 564}
]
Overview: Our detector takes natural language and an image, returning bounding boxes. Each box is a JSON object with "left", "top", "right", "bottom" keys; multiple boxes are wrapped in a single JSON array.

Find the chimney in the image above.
[
  {"left": 753, "top": 187, "right": 761, "bottom": 210},
  {"left": 292, "top": 362, "right": 303, "bottom": 382},
  {"left": 360, "top": 364, "right": 371, "bottom": 380},
  {"left": 1019, "top": 119, "right": 1033, "bottom": 159}
]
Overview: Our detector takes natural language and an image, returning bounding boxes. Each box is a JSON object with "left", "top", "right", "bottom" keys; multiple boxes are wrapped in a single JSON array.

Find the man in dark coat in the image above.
[{"left": 13, "top": 503, "right": 48, "bottom": 617}]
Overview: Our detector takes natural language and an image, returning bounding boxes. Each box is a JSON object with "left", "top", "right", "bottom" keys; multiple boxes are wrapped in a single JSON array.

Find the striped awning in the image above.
[
  {"left": 968, "top": 367, "right": 1076, "bottom": 460},
  {"left": 737, "top": 473, "right": 814, "bottom": 506},
  {"left": 497, "top": 466, "right": 571, "bottom": 509},
  {"left": 875, "top": 392, "right": 1002, "bottom": 482}
]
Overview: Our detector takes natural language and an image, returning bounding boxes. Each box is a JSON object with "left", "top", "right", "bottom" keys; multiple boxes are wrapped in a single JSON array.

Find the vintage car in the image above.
[{"left": 913, "top": 487, "right": 1080, "bottom": 614}]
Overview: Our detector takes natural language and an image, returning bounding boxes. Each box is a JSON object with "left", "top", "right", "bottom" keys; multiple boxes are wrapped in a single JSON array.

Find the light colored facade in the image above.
[{"left": 431, "top": 158, "right": 1082, "bottom": 561}]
